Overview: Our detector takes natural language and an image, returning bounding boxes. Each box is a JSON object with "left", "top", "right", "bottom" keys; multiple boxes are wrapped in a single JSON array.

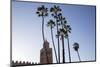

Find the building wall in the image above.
[{"left": 40, "top": 40, "right": 53, "bottom": 64}]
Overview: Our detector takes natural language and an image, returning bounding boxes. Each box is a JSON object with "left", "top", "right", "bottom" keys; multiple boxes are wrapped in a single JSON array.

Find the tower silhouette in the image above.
[{"left": 40, "top": 40, "right": 53, "bottom": 64}]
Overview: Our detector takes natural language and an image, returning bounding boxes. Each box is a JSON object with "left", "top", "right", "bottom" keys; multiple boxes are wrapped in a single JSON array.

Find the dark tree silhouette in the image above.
[
  {"left": 50, "top": 5, "right": 62, "bottom": 63},
  {"left": 57, "top": 13, "right": 66, "bottom": 63},
  {"left": 64, "top": 24, "right": 72, "bottom": 63},
  {"left": 36, "top": 5, "right": 49, "bottom": 63},
  {"left": 73, "top": 42, "right": 81, "bottom": 62},
  {"left": 58, "top": 28, "right": 65, "bottom": 63},
  {"left": 36, "top": 5, "right": 48, "bottom": 41},
  {"left": 47, "top": 19, "right": 58, "bottom": 63}
]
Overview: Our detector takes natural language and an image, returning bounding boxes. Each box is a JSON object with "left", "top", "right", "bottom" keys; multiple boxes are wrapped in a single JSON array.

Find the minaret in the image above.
[{"left": 40, "top": 40, "right": 53, "bottom": 64}]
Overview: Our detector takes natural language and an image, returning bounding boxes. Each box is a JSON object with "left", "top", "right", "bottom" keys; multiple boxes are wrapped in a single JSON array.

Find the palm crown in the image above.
[
  {"left": 73, "top": 42, "right": 79, "bottom": 51},
  {"left": 50, "top": 5, "right": 62, "bottom": 19},
  {"left": 47, "top": 19, "right": 55, "bottom": 28},
  {"left": 50, "top": 5, "right": 61, "bottom": 13},
  {"left": 36, "top": 5, "right": 48, "bottom": 17},
  {"left": 64, "top": 24, "right": 71, "bottom": 38}
]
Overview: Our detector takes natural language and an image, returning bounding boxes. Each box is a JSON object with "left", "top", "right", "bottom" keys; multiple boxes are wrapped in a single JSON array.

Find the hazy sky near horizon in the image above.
[{"left": 12, "top": 1, "right": 96, "bottom": 63}]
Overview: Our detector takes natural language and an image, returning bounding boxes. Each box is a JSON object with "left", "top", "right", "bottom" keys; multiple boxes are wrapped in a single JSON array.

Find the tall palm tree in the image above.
[
  {"left": 58, "top": 28, "right": 65, "bottom": 63},
  {"left": 50, "top": 5, "right": 62, "bottom": 63},
  {"left": 57, "top": 13, "right": 66, "bottom": 63},
  {"left": 64, "top": 24, "right": 72, "bottom": 63},
  {"left": 47, "top": 19, "right": 58, "bottom": 63},
  {"left": 36, "top": 5, "right": 48, "bottom": 42},
  {"left": 36, "top": 5, "right": 49, "bottom": 63},
  {"left": 73, "top": 42, "right": 81, "bottom": 62}
]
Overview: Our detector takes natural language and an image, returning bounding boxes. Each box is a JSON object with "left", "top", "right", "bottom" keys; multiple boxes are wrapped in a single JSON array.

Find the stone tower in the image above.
[{"left": 40, "top": 40, "right": 53, "bottom": 64}]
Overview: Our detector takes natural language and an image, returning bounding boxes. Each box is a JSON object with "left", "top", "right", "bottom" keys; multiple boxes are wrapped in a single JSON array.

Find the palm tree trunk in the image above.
[
  {"left": 61, "top": 35, "right": 65, "bottom": 63},
  {"left": 56, "top": 22, "right": 60, "bottom": 63},
  {"left": 77, "top": 51, "right": 81, "bottom": 62},
  {"left": 42, "top": 16, "right": 45, "bottom": 41},
  {"left": 67, "top": 37, "right": 71, "bottom": 63},
  {"left": 55, "top": 13, "right": 60, "bottom": 63},
  {"left": 51, "top": 27, "right": 58, "bottom": 63}
]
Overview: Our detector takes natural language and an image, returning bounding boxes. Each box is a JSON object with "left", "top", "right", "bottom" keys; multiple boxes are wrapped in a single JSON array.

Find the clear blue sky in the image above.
[{"left": 12, "top": 1, "right": 96, "bottom": 63}]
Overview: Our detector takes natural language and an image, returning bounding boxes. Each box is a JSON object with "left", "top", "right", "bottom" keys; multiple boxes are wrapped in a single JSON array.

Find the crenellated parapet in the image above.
[{"left": 12, "top": 60, "right": 39, "bottom": 67}]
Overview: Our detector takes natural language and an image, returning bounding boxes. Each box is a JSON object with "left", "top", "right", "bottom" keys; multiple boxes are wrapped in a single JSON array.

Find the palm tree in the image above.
[
  {"left": 58, "top": 28, "right": 65, "bottom": 63},
  {"left": 47, "top": 19, "right": 58, "bottom": 63},
  {"left": 36, "top": 5, "right": 49, "bottom": 63},
  {"left": 57, "top": 13, "right": 66, "bottom": 63},
  {"left": 50, "top": 5, "right": 62, "bottom": 63},
  {"left": 64, "top": 24, "right": 72, "bottom": 63},
  {"left": 36, "top": 5, "right": 48, "bottom": 42},
  {"left": 73, "top": 42, "right": 81, "bottom": 62}
]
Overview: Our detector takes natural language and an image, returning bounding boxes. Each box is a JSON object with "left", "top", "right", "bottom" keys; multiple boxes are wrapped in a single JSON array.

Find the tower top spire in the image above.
[{"left": 43, "top": 39, "right": 49, "bottom": 48}]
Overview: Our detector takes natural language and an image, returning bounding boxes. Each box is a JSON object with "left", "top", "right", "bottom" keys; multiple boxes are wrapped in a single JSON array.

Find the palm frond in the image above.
[
  {"left": 45, "top": 13, "right": 48, "bottom": 16},
  {"left": 54, "top": 5, "right": 57, "bottom": 9},
  {"left": 51, "top": 13, "right": 54, "bottom": 16},
  {"left": 36, "top": 11, "right": 39, "bottom": 14},
  {"left": 41, "top": 5, "right": 45, "bottom": 9},
  {"left": 64, "top": 20, "right": 67, "bottom": 24},
  {"left": 37, "top": 7, "right": 41, "bottom": 11},
  {"left": 50, "top": 7, "right": 54, "bottom": 12},
  {"left": 58, "top": 13, "right": 62, "bottom": 17}
]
